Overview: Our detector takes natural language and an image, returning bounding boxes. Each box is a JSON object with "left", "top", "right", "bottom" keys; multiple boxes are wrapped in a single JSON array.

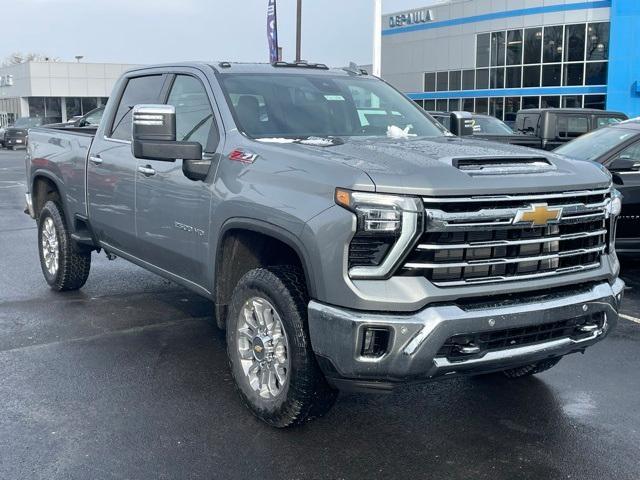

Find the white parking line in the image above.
[{"left": 620, "top": 313, "right": 640, "bottom": 324}]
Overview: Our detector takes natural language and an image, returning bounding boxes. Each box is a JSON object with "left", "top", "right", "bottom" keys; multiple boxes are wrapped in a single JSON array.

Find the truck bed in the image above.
[{"left": 27, "top": 126, "right": 97, "bottom": 222}]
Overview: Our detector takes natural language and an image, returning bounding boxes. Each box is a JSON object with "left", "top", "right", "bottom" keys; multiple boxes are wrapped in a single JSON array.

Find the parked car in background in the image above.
[
  {"left": 4, "top": 117, "right": 57, "bottom": 149},
  {"left": 48, "top": 107, "right": 105, "bottom": 130},
  {"left": 512, "top": 108, "right": 628, "bottom": 150},
  {"left": 429, "top": 111, "right": 514, "bottom": 135},
  {"left": 0, "top": 126, "right": 6, "bottom": 148},
  {"left": 555, "top": 118, "right": 640, "bottom": 253}
]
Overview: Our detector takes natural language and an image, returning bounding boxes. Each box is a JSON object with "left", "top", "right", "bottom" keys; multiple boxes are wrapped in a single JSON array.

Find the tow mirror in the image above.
[
  {"left": 449, "top": 111, "right": 474, "bottom": 136},
  {"left": 609, "top": 156, "right": 640, "bottom": 172},
  {"left": 131, "top": 104, "right": 202, "bottom": 162}
]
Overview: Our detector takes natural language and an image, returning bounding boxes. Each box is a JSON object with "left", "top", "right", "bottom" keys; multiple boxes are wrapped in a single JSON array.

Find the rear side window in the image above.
[
  {"left": 110, "top": 75, "right": 165, "bottom": 141},
  {"left": 557, "top": 116, "right": 589, "bottom": 139},
  {"left": 516, "top": 114, "right": 539, "bottom": 135},
  {"left": 596, "top": 116, "right": 624, "bottom": 128},
  {"left": 166, "top": 75, "right": 217, "bottom": 151}
]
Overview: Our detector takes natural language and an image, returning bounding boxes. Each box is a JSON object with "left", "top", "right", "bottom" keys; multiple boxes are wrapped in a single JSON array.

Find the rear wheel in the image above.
[
  {"left": 501, "top": 357, "right": 562, "bottom": 379},
  {"left": 38, "top": 200, "right": 91, "bottom": 291},
  {"left": 226, "top": 266, "right": 337, "bottom": 427},
  {"left": 7, "top": 146, "right": 14, "bottom": 151}
]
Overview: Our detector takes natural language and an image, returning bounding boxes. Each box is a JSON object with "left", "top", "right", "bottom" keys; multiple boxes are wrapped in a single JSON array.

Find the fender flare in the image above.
[
  {"left": 30, "top": 169, "right": 73, "bottom": 230},
  {"left": 216, "top": 217, "right": 318, "bottom": 299}
]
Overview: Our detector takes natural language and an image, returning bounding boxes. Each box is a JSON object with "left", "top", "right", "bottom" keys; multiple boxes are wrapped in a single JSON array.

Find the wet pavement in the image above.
[{"left": 1, "top": 148, "right": 639, "bottom": 479}]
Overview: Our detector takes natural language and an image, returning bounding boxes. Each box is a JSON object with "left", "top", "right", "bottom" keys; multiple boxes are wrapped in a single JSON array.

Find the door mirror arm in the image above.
[{"left": 609, "top": 156, "right": 640, "bottom": 172}]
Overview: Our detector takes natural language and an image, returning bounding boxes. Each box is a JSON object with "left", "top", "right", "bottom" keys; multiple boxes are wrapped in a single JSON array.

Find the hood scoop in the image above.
[{"left": 453, "top": 157, "right": 555, "bottom": 175}]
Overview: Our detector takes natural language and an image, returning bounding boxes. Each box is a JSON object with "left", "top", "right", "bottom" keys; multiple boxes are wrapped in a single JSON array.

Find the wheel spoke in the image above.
[{"left": 267, "top": 366, "right": 278, "bottom": 396}]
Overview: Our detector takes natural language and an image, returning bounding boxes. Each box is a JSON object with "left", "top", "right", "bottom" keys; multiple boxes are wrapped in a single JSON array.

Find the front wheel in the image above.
[
  {"left": 38, "top": 200, "right": 91, "bottom": 291},
  {"left": 226, "top": 266, "right": 337, "bottom": 428}
]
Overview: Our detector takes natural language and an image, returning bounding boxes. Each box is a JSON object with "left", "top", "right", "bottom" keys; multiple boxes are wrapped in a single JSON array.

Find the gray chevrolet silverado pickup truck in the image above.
[{"left": 25, "top": 62, "right": 625, "bottom": 427}]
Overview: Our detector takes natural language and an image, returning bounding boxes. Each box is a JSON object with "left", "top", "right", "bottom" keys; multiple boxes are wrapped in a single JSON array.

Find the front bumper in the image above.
[{"left": 308, "top": 279, "right": 625, "bottom": 391}]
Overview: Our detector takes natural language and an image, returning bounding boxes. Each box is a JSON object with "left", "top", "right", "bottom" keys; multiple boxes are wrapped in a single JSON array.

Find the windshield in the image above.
[
  {"left": 472, "top": 116, "right": 513, "bottom": 135},
  {"left": 219, "top": 73, "right": 446, "bottom": 139},
  {"left": 13, "top": 117, "right": 43, "bottom": 128},
  {"left": 555, "top": 126, "right": 639, "bottom": 162}
]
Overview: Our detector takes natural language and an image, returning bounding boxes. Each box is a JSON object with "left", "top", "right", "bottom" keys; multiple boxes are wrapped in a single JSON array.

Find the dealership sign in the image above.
[{"left": 388, "top": 9, "right": 434, "bottom": 28}]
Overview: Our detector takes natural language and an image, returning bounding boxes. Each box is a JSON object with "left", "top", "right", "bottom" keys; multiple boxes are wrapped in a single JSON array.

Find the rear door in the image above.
[
  {"left": 87, "top": 73, "right": 166, "bottom": 252},
  {"left": 134, "top": 71, "right": 220, "bottom": 289}
]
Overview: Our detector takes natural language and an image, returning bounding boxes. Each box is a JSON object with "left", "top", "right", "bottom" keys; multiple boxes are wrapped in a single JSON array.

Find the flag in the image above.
[{"left": 267, "top": 0, "right": 279, "bottom": 63}]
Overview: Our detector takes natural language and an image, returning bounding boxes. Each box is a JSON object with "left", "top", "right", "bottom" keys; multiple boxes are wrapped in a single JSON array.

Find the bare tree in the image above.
[{"left": 2, "top": 52, "right": 61, "bottom": 67}]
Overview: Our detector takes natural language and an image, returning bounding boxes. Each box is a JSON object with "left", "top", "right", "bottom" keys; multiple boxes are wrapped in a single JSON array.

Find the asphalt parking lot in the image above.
[{"left": 1, "top": 148, "right": 639, "bottom": 480}]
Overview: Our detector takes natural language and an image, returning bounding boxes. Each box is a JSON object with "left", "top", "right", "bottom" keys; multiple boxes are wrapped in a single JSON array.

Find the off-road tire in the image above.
[
  {"left": 38, "top": 200, "right": 91, "bottom": 291},
  {"left": 502, "top": 357, "right": 562, "bottom": 379},
  {"left": 226, "top": 266, "right": 338, "bottom": 428}
]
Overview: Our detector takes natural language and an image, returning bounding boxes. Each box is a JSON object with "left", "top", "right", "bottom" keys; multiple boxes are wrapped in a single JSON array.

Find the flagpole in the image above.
[
  {"left": 373, "top": 0, "right": 382, "bottom": 77},
  {"left": 295, "top": 0, "right": 302, "bottom": 62}
]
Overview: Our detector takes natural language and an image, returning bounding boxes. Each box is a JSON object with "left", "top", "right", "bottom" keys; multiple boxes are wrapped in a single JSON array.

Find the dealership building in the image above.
[
  {"left": 0, "top": 61, "right": 137, "bottom": 125},
  {"left": 381, "top": 0, "right": 640, "bottom": 121}
]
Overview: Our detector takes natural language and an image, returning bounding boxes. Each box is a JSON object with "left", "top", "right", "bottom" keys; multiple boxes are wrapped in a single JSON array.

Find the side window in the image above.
[
  {"left": 616, "top": 142, "right": 640, "bottom": 162},
  {"left": 110, "top": 75, "right": 165, "bottom": 141},
  {"left": 557, "top": 116, "right": 589, "bottom": 138},
  {"left": 167, "top": 75, "right": 216, "bottom": 151},
  {"left": 596, "top": 116, "right": 623, "bottom": 128},
  {"left": 517, "top": 114, "right": 539, "bottom": 135}
]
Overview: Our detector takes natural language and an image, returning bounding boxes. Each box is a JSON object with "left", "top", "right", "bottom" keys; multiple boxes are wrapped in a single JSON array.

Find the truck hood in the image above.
[{"left": 264, "top": 136, "right": 611, "bottom": 196}]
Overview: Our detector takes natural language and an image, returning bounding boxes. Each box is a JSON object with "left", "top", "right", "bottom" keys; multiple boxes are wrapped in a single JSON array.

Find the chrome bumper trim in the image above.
[{"left": 308, "top": 279, "right": 624, "bottom": 384}]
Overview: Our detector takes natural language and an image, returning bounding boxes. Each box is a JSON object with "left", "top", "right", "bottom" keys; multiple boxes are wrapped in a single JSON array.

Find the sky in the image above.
[{"left": 0, "top": 0, "right": 441, "bottom": 67}]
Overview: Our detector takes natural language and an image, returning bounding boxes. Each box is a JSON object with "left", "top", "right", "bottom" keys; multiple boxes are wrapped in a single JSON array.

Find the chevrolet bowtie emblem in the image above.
[
  {"left": 514, "top": 203, "right": 562, "bottom": 226},
  {"left": 254, "top": 345, "right": 263, "bottom": 353}
]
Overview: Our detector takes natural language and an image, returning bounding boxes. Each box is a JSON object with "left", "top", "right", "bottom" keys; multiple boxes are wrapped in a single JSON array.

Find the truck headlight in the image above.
[
  {"left": 608, "top": 193, "right": 622, "bottom": 217},
  {"left": 335, "top": 188, "right": 423, "bottom": 279},
  {"left": 607, "top": 189, "right": 623, "bottom": 253}
]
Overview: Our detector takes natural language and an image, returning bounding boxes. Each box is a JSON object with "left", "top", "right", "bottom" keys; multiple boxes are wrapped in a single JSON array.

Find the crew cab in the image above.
[{"left": 25, "top": 62, "right": 625, "bottom": 427}]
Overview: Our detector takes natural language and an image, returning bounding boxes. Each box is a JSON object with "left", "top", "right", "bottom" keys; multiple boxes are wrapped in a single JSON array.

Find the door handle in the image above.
[
  {"left": 137, "top": 165, "right": 156, "bottom": 176},
  {"left": 89, "top": 155, "right": 103, "bottom": 165}
]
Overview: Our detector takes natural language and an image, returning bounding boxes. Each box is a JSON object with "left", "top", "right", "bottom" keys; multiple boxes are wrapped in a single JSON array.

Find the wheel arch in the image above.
[
  {"left": 214, "top": 218, "right": 318, "bottom": 329},
  {"left": 31, "top": 171, "right": 70, "bottom": 225}
]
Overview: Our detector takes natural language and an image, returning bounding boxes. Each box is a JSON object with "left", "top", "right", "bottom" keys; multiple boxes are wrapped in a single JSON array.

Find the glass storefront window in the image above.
[
  {"left": 489, "top": 97, "right": 504, "bottom": 119},
  {"left": 522, "top": 96, "right": 540, "bottom": 109},
  {"left": 475, "top": 98, "right": 488, "bottom": 114},
  {"left": 476, "top": 69, "right": 489, "bottom": 89},
  {"left": 477, "top": 33, "right": 490, "bottom": 67},
  {"left": 449, "top": 98, "right": 461, "bottom": 111},
  {"left": 542, "top": 64, "right": 561, "bottom": 86},
  {"left": 505, "top": 67, "right": 521, "bottom": 88},
  {"left": 543, "top": 26, "right": 564, "bottom": 63},
  {"left": 28, "top": 97, "right": 46, "bottom": 118},
  {"left": 562, "top": 95, "right": 583, "bottom": 108},
  {"left": 463, "top": 98, "right": 474, "bottom": 112},
  {"left": 541, "top": 96, "right": 560, "bottom": 108},
  {"left": 522, "top": 65, "right": 541, "bottom": 87},
  {"left": 436, "top": 72, "right": 448, "bottom": 91},
  {"left": 507, "top": 29, "right": 523, "bottom": 66},
  {"left": 584, "top": 94, "right": 606, "bottom": 110},
  {"left": 462, "top": 70, "right": 475, "bottom": 90},
  {"left": 565, "top": 24, "right": 586, "bottom": 62},
  {"left": 504, "top": 97, "right": 521, "bottom": 124},
  {"left": 585, "top": 62, "right": 607, "bottom": 85},
  {"left": 563, "top": 63, "right": 584, "bottom": 86},
  {"left": 587, "top": 22, "right": 610, "bottom": 61},
  {"left": 414, "top": 100, "right": 424, "bottom": 108},
  {"left": 424, "top": 72, "right": 436, "bottom": 92},
  {"left": 45, "top": 98, "right": 62, "bottom": 123},
  {"left": 436, "top": 99, "right": 448, "bottom": 112},
  {"left": 490, "top": 68, "right": 504, "bottom": 89},
  {"left": 491, "top": 31, "right": 505, "bottom": 66},
  {"left": 82, "top": 97, "right": 98, "bottom": 114},
  {"left": 449, "top": 71, "right": 461, "bottom": 91},
  {"left": 65, "top": 98, "right": 82, "bottom": 118},
  {"left": 424, "top": 99, "right": 436, "bottom": 111},
  {"left": 524, "top": 28, "right": 542, "bottom": 64}
]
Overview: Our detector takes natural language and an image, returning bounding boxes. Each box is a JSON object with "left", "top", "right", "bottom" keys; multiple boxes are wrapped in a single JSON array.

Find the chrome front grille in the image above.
[{"left": 401, "top": 189, "right": 611, "bottom": 287}]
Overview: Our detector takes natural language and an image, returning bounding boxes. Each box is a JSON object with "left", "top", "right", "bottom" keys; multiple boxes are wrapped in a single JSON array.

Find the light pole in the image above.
[{"left": 373, "top": 0, "right": 382, "bottom": 77}]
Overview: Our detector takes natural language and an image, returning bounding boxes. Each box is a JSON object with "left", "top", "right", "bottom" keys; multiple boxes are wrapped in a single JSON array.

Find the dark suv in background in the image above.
[{"left": 3, "top": 117, "right": 57, "bottom": 149}]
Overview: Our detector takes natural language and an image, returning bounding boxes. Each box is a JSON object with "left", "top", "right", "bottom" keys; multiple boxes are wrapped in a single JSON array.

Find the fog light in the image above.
[{"left": 361, "top": 327, "right": 391, "bottom": 358}]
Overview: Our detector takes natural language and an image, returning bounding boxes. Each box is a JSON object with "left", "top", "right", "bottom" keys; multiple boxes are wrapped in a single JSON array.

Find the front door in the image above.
[
  {"left": 134, "top": 73, "right": 219, "bottom": 289},
  {"left": 87, "top": 74, "right": 166, "bottom": 252}
]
